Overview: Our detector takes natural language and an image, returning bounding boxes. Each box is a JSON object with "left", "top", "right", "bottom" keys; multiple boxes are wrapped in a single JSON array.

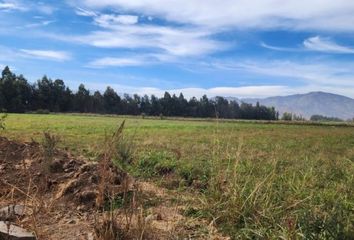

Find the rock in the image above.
[
  {"left": 0, "top": 221, "right": 36, "bottom": 240},
  {"left": 0, "top": 205, "right": 26, "bottom": 221}
]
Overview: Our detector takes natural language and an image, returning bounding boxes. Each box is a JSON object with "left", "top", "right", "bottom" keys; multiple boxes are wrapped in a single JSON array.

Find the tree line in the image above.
[
  {"left": 310, "top": 115, "right": 343, "bottom": 122},
  {"left": 0, "top": 66, "right": 278, "bottom": 120}
]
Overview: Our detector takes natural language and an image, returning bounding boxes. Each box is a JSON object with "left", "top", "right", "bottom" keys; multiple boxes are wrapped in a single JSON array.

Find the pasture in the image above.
[{"left": 2, "top": 113, "right": 354, "bottom": 239}]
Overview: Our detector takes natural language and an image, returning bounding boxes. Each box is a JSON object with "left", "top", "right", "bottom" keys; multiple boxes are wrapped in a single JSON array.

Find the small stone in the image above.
[
  {"left": 0, "top": 221, "right": 36, "bottom": 240},
  {"left": 0, "top": 205, "right": 26, "bottom": 221}
]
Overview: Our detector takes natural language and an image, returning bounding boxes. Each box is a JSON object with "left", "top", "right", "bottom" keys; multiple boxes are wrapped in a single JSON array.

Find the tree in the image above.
[
  {"left": 161, "top": 92, "right": 172, "bottom": 116},
  {"left": 1, "top": 66, "right": 22, "bottom": 112},
  {"left": 15, "top": 75, "right": 33, "bottom": 112},
  {"left": 35, "top": 76, "right": 54, "bottom": 111},
  {"left": 103, "top": 87, "right": 120, "bottom": 114},
  {"left": 150, "top": 95, "right": 162, "bottom": 115},
  {"left": 0, "top": 66, "right": 280, "bottom": 120},
  {"left": 75, "top": 84, "right": 91, "bottom": 112},
  {"left": 281, "top": 112, "right": 293, "bottom": 121},
  {"left": 140, "top": 95, "right": 151, "bottom": 115},
  {"left": 50, "top": 79, "right": 65, "bottom": 112},
  {"left": 92, "top": 91, "right": 104, "bottom": 113}
]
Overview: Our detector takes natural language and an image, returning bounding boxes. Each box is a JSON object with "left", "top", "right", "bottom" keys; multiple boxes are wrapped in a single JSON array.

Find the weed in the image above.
[
  {"left": 95, "top": 121, "right": 153, "bottom": 240},
  {"left": 41, "top": 131, "right": 59, "bottom": 174},
  {"left": 0, "top": 112, "right": 7, "bottom": 130}
]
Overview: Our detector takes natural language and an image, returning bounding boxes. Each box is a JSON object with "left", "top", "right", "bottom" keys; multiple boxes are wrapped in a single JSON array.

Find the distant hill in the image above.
[{"left": 241, "top": 92, "right": 354, "bottom": 120}]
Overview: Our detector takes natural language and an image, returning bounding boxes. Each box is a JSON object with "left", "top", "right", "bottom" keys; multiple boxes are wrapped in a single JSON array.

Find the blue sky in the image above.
[{"left": 1, "top": 0, "right": 354, "bottom": 98}]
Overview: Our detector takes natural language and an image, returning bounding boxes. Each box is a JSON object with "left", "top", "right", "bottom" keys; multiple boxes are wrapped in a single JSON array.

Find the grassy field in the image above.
[{"left": 2, "top": 113, "right": 354, "bottom": 239}]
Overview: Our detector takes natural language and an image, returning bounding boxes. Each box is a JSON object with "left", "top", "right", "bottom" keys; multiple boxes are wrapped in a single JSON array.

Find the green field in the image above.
[{"left": 2, "top": 113, "right": 354, "bottom": 239}]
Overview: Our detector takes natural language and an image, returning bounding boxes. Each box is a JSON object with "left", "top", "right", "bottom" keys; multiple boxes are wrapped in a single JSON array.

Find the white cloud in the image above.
[
  {"left": 94, "top": 14, "right": 138, "bottom": 27},
  {"left": 260, "top": 42, "right": 299, "bottom": 52},
  {"left": 0, "top": 1, "right": 26, "bottom": 11},
  {"left": 36, "top": 4, "right": 55, "bottom": 15},
  {"left": 75, "top": 7, "right": 97, "bottom": 16},
  {"left": 19, "top": 49, "right": 71, "bottom": 61},
  {"left": 207, "top": 59, "right": 354, "bottom": 88},
  {"left": 303, "top": 36, "right": 354, "bottom": 54},
  {"left": 88, "top": 57, "right": 145, "bottom": 67},
  {"left": 49, "top": 24, "right": 225, "bottom": 57},
  {"left": 75, "top": 0, "right": 354, "bottom": 32},
  {"left": 23, "top": 20, "right": 55, "bottom": 29},
  {"left": 88, "top": 53, "right": 180, "bottom": 67}
]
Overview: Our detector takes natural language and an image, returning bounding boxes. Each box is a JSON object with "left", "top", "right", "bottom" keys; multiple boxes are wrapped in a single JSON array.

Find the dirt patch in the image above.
[{"left": 0, "top": 137, "right": 228, "bottom": 239}]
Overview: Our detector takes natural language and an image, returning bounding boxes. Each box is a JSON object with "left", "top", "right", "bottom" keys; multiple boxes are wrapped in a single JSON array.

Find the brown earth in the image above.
[{"left": 0, "top": 137, "right": 228, "bottom": 240}]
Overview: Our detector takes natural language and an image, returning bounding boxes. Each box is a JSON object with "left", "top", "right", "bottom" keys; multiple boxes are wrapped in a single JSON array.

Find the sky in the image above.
[{"left": 1, "top": 0, "right": 354, "bottom": 98}]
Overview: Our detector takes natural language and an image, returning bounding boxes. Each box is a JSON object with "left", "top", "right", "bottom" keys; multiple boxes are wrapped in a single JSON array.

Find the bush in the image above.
[
  {"left": 310, "top": 114, "right": 343, "bottom": 122},
  {"left": 281, "top": 112, "right": 293, "bottom": 121},
  {"left": 0, "top": 112, "right": 8, "bottom": 130},
  {"left": 41, "top": 131, "right": 60, "bottom": 174},
  {"left": 115, "top": 135, "right": 135, "bottom": 166}
]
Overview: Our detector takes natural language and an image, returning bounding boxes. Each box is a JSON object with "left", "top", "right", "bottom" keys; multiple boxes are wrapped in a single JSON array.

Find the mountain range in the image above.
[{"left": 235, "top": 92, "right": 354, "bottom": 120}]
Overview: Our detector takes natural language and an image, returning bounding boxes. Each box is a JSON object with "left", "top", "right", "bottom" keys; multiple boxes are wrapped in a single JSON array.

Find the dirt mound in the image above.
[
  {"left": 0, "top": 136, "right": 129, "bottom": 211},
  {"left": 0, "top": 137, "right": 229, "bottom": 240},
  {"left": 0, "top": 137, "right": 134, "bottom": 239}
]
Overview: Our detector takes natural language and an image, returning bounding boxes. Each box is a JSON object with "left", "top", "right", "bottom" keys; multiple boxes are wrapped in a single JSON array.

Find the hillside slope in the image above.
[{"left": 243, "top": 92, "right": 354, "bottom": 120}]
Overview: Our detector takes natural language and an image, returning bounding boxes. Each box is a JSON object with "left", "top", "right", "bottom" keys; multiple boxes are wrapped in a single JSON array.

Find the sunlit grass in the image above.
[{"left": 2, "top": 113, "right": 354, "bottom": 238}]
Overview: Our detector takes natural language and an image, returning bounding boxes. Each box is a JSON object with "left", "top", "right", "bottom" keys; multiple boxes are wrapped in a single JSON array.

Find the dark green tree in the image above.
[{"left": 103, "top": 86, "right": 121, "bottom": 114}]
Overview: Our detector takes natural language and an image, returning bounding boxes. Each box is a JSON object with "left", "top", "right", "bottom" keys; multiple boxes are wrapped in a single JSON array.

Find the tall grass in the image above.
[
  {"left": 95, "top": 121, "right": 153, "bottom": 240},
  {"left": 198, "top": 132, "right": 354, "bottom": 239}
]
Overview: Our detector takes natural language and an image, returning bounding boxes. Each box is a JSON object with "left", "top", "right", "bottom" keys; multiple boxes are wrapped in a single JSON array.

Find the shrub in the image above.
[
  {"left": 115, "top": 135, "right": 135, "bottom": 167},
  {"left": 0, "top": 112, "right": 8, "bottom": 130},
  {"left": 41, "top": 131, "right": 60, "bottom": 173},
  {"left": 281, "top": 112, "right": 293, "bottom": 121}
]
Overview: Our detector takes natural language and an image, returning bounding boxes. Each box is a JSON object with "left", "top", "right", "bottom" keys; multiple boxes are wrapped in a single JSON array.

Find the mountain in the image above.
[{"left": 242, "top": 92, "right": 354, "bottom": 120}]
